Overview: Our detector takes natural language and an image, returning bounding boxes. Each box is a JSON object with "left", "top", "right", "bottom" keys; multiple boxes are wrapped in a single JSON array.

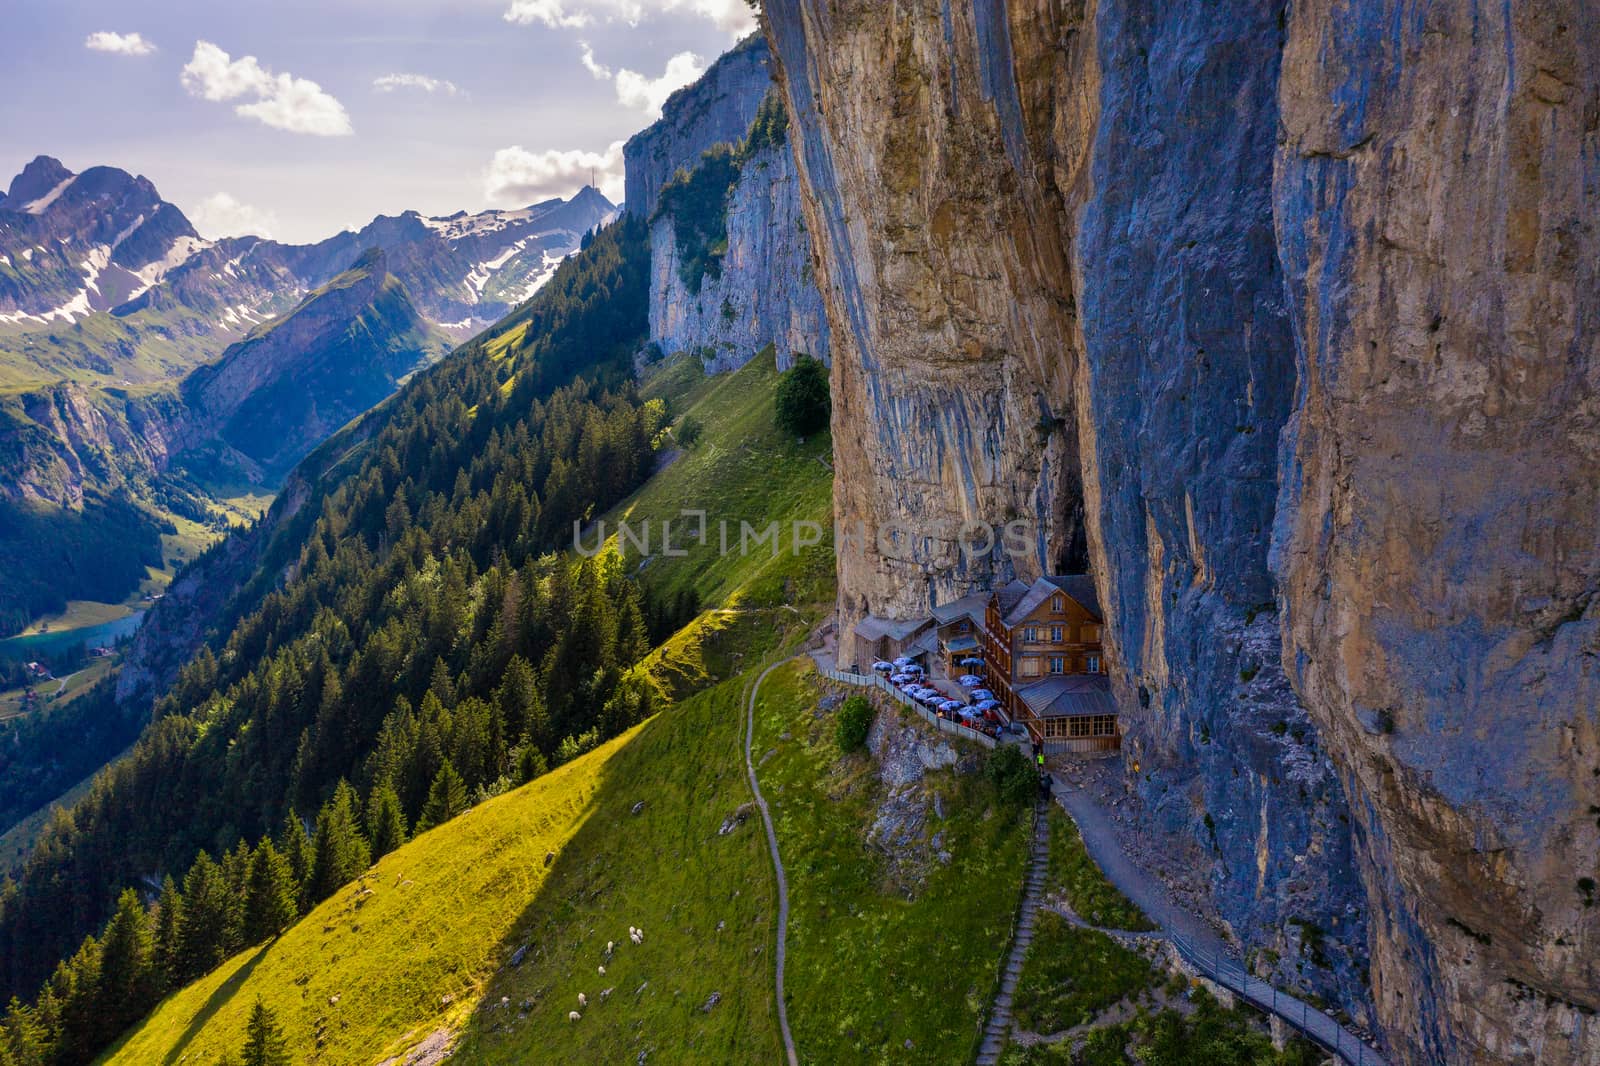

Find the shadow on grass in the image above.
[
  {"left": 442, "top": 671, "right": 787, "bottom": 1065},
  {"left": 161, "top": 942, "right": 271, "bottom": 1065}
]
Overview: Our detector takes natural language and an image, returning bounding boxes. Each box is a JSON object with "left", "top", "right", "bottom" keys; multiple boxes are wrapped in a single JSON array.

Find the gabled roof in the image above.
[
  {"left": 932, "top": 592, "right": 989, "bottom": 627},
  {"left": 1044, "top": 573, "right": 1102, "bottom": 619},
  {"left": 1002, "top": 573, "right": 1102, "bottom": 628},
  {"left": 1017, "top": 674, "right": 1116, "bottom": 718},
  {"left": 993, "top": 578, "right": 1031, "bottom": 618}
]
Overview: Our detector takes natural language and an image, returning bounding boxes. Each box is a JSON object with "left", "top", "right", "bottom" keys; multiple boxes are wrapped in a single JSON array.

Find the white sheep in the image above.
[
  {"left": 568, "top": 1011, "right": 581, "bottom": 1022},
  {"left": 598, "top": 965, "right": 606, "bottom": 975},
  {"left": 630, "top": 929, "right": 644, "bottom": 945},
  {"left": 577, "top": 992, "right": 587, "bottom": 1008},
  {"left": 606, "top": 940, "right": 615, "bottom": 955}
]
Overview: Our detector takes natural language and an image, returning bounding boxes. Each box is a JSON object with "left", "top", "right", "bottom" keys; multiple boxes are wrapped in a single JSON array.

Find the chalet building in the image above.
[
  {"left": 980, "top": 575, "right": 1116, "bottom": 753},
  {"left": 848, "top": 572, "right": 1117, "bottom": 755}
]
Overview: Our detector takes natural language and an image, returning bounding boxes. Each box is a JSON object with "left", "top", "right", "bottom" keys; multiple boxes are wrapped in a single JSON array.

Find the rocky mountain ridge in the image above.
[{"left": 0, "top": 156, "right": 614, "bottom": 387}]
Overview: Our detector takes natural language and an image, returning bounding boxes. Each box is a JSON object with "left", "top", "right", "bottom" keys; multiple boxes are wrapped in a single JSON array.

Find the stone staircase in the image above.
[{"left": 977, "top": 801, "right": 1051, "bottom": 1065}]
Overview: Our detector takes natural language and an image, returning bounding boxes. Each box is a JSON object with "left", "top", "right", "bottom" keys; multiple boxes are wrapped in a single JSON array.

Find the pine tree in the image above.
[
  {"left": 277, "top": 813, "right": 314, "bottom": 913},
  {"left": 240, "top": 998, "right": 290, "bottom": 1066},
  {"left": 153, "top": 875, "right": 183, "bottom": 992},
  {"left": 418, "top": 761, "right": 468, "bottom": 831},
  {"left": 177, "top": 851, "right": 231, "bottom": 980},
  {"left": 96, "top": 888, "right": 155, "bottom": 1035},
  {"left": 242, "top": 842, "right": 298, "bottom": 945},
  {"left": 307, "top": 781, "right": 371, "bottom": 904},
  {"left": 365, "top": 783, "right": 408, "bottom": 859}
]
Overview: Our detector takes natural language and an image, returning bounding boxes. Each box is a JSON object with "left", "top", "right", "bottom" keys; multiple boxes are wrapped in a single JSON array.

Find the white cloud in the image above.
[
  {"left": 484, "top": 141, "right": 625, "bottom": 206},
  {"left": 614, "top": 51, "right": 705, "bottom": 116},
  {"left": 374, "top": 73, "right": 463, "bottom": 96},
  {"left": 504, "top": 0, "right": 755, "bottom": 36},
  {"left": 578, "top": 42, "right": 611, "bottom": 80},
  {"left": 85, "top": 31, "right": 156, "bottom": 56},
  {"left": 181, "top": 41, "right": 353, "bottom": 137},
  {"left": 189, "top": 192, "right": 279, "bottom": 240}
]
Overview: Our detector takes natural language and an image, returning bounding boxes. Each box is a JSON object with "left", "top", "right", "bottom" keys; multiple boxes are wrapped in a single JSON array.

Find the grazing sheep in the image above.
[
  {"left": 598, "top": 965, "right": 606, "bottom": 975},
  {"left": 568, "top": 1010, "right": 581, "bottom": 1022},
  {"left": 578, "top": 992, "right": 587, "bottom": 1007},
  {"left": 606, "top": 940, "right": 615, "bottom": 954}
]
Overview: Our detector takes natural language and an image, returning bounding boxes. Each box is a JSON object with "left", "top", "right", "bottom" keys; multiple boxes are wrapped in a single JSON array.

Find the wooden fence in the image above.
[{"left": 816, "top": 665, "right": 998, "bottom": 750}]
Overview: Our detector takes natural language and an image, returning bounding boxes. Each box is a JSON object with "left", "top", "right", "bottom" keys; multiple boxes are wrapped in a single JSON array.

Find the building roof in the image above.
[
  {"left": 994, "top": 578, "right": 1031, "bottom": 618},
  {"left": 941, "top": 635, "right": 980, "bottom": 653},
  {"left": 854, "top": 614, "right": 933, "bottom": 643},
  {"left": 1002, "top": 573, "right": 1103, "bottom": 628},
  {"left": 932, "top": 592, "right": 989, "bottom": 627},
  {"left": 1017, "top": 674, "right": 1117, "bottom": 718},
  {"left": 1043, "top": 573, "right": 1102, "bottom": 619}
]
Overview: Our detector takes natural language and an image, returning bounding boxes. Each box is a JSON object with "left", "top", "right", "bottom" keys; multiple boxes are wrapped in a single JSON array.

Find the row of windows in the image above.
[
  {"left": 1020, "top": 625, "right": 1101, "bottom": 644},
  {"left": 1042, "top": 714, "right": 1118, "bottom": 739},
  {"left": 1017, "top": 654, "right": 1102, "bottom": 677}
]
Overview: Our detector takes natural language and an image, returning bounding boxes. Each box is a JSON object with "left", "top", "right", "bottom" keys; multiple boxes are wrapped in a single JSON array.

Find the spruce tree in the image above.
[
  {"left": 177, "top": 852, "right": 231, "bottom": 979},
  {"left": 96, "top": 888, "right": 155, "bottom": 1035},
  {"left": 418, "top": 761, "right": 468, "bottom": 831},
  {"left": 365, "top": 783, "right": 408, "bottom": 859},
  {"left": 242, "top": 842, "right": 298, "bottom": 945},
  {"left": 277, "top": 813, "right": 313, "bottom": 913},
  {"left": 153, "top": 875, "right": 183, "bottom": 992},
  {"left": 240, "top": 998, "right": 290, "bottom": 1066},
  {"left": 308, "top": 781, "right": 371, "bottom": 904}
]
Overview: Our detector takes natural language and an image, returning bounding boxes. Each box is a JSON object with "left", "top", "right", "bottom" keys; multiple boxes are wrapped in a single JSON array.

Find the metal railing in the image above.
[
  {"left": 1167, "top": 933, "right": 1386, "bottom": 1066},
  {"left": 816, "top": 665, "right": 998, "bottom": 750}
]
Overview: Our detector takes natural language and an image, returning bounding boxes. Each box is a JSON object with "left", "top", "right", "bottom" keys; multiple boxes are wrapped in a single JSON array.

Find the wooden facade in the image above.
[{"left": 979, "top": 575, "right": 1117, "bottom": 750}]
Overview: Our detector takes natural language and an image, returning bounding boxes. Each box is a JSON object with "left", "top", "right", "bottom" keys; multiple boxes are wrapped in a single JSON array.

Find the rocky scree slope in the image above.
[{"left": 764, "top": 1, "right": 1599, "bottom": 1064}]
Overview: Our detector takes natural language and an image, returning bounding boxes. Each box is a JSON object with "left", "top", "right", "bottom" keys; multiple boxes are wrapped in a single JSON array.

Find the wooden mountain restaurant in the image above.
[{"left": 851, "top": 573, "right": 1120, "bottom": 754}]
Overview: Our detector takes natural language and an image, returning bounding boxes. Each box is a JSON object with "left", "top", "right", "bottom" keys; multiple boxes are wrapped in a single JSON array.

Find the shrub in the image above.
[
  {"left": 986, "top": 744, "right": 1036, "bottom": 808},
  {"left": 775, "top": 355, "right": 830, "bottom": 438},
  {"left": 835, "top": 695, "right": 874, "bottom": 753},
  {"left": 676, "top": 415, "right": 704, "bottom": 448}
]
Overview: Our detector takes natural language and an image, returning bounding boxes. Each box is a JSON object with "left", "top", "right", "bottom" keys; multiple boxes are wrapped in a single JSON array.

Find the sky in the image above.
[{"left": 0, "top": 0, "right": 756, "bottom": 243}]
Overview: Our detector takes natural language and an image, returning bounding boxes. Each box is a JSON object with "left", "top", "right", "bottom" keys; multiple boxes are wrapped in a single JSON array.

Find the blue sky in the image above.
[{"left": 0, "top": 0, "right": 754, "bottom": 242}]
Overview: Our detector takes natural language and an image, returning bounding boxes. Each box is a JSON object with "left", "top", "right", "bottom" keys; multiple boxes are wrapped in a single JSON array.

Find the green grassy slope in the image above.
[
  {"left": 103, "top": 675, "right": 781, "bottom": 1065},
  {"left": 752, "top": 660, "right": 1031, "bottom": 1064},
  {"left": 617, "top": 348, "right": 835, "bottom": 700}
]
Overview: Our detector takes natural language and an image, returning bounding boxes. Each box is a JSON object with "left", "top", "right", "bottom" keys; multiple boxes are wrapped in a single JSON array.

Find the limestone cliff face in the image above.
[
  {"left": 767, "top": 1, "right": 1598, "bottom": 1061},
  {"left": 648, "top": 134, "right": 829, "bottom": 371},
  {"left": 1272, "top": 3, "right": 1600, "bottom": 1062},
  {"left": 623, "top": 35, "right": 774, "bottom": 217}
]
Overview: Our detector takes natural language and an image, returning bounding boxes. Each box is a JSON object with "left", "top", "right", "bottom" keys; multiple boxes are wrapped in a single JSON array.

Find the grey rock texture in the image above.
[
  {"left": 647, "top": 136, "right": 829, "bottom": 372},
  {"left": 622, "top": 35, "right": 773, "bottom": 218},
  {"left": 1273, "top": 2, "right": 1600, "bottom": 1061},
  {"left": 766, "top": 1, "right": 1600, "bottom": 1061}
]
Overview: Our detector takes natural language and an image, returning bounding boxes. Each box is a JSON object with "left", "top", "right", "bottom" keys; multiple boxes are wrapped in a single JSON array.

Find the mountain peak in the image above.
[
  {"left": 570, "top": 184, "right": 614, "bottom": 211},
  {"left": 6, "top": 155, "right": 74, "bottom": 207}
]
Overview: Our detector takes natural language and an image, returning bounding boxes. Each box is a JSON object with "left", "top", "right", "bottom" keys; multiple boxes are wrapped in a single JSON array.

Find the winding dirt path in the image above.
[{"left": 746, "top": 657, "right": 800, "bottom": 1066}]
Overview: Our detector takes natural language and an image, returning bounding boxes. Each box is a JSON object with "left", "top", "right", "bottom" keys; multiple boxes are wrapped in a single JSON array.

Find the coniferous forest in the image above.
[{"left": 0, "top": 215, "right": 667, "bottom": 1065}]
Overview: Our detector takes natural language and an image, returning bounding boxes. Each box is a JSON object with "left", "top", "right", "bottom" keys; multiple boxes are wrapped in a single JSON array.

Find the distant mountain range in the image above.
[
  {"left": 0, "top": 155, "right": 617, "bottom": 388},
  {"left": 0, "top": 155, "right": 617, "bottom": 636}
]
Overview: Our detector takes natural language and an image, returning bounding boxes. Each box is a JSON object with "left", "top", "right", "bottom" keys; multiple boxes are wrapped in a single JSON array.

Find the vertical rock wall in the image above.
[
  {"left": 767, "top": 0, "right": 1370, "bottom": 1026},
  {"left": 764, "top": 0, "right": 1091, "bottom": 635},
  {"left": 648, "top": 135, "right": 830, "bottom": 371},
  {"left": 1273, "top": 2, "right": 1600, "bottom": 1061},
  {"left": 1072, "top": 0, "right": 1371, "bottom": 1020},
  {"left": 769, "top": 1, "right": 1600, "bottom": 1060},
  {"left": 622, "top": 35, "right": 774, "bottom": 217}
]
